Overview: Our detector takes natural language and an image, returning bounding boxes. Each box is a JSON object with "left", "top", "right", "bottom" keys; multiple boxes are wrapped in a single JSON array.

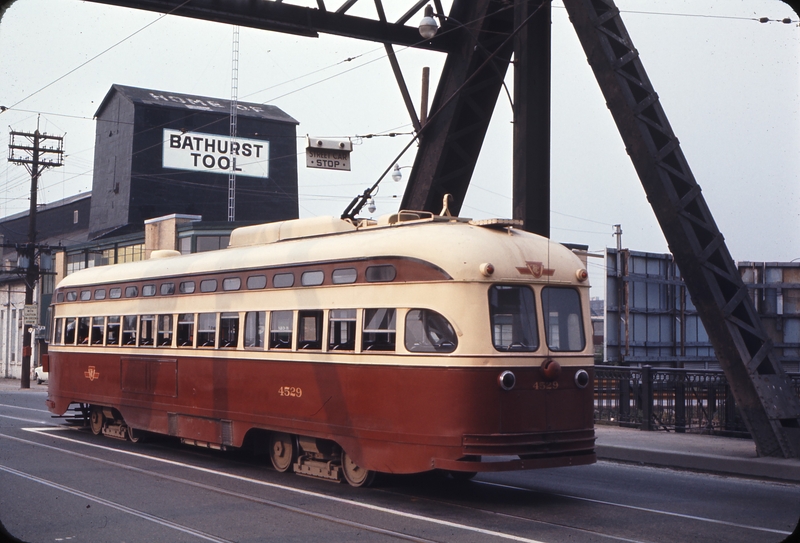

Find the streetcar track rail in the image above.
[
  {"left": 2, "top": 429, "right": 546, "bottom": 543},
  {"left": 4, "top": 426, "right": 793, "bottom": 541}
]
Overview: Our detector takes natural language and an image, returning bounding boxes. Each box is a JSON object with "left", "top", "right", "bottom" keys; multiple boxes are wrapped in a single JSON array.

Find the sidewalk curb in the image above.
[{"left": 597, "top": 444, "right": 800, "bottom": 483}]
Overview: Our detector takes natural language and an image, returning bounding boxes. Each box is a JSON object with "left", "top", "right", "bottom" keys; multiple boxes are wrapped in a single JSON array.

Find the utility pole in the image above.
[{"left": 7, "top": 123, "right": 64, "bottom": 388}]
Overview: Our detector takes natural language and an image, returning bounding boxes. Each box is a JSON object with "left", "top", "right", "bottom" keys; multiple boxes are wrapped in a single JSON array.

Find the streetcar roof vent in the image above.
[
  {"left": 469, "top": 218, "right": 523, "bottom": 229},
  {"left": 150, "top": 249, "right": 182, "bottom": 259},
  {"left": 228, "top": 216, "right": 357, "bottom": 247}
]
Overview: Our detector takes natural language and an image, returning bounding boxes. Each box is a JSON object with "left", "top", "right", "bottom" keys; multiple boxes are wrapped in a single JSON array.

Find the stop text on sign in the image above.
[{"left": 162, "top": 129, "right": 269, "bottom": 178}]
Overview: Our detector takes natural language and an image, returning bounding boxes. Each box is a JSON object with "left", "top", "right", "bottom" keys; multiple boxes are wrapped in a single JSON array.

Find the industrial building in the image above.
[{"left": 0, "top": 85, "right": 299, "bottom": 379}]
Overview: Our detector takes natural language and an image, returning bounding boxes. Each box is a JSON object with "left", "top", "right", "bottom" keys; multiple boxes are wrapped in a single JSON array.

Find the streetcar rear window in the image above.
[
  {"left": 541, "top": 287, "right": 585, "bottom": 352},
  {"left": 489, "top": 285, "right": 539, "bottom": 352},
  {"left": 362, "top": 308, "right": 396, "bottom": 351},
  {"left": 405, "top": 309, "right": 457, "bottom": 353}
]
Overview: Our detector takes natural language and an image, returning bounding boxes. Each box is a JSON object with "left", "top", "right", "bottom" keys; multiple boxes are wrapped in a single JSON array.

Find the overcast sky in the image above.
[{"left": 1, "top": 0, "right": 798, "bottom": 295}]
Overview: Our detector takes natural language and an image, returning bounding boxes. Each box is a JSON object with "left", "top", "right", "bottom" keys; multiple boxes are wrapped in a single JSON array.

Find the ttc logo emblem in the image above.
[{"left": 84, "top": 366, "right": 100, "bottom": 381}]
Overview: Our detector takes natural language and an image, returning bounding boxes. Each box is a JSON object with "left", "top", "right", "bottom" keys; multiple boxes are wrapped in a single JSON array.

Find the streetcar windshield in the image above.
[
  {"left": 488, "top": 285, "right": 539, "bottom": 352},
  {"left": 541, "top": 287, "right": 585, "bottom": 352}
]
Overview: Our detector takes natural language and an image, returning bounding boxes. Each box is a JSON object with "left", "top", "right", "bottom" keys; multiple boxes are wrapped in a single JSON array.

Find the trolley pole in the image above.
[{"left": 7, "top": 124, "right": 64, "bottom": 388}]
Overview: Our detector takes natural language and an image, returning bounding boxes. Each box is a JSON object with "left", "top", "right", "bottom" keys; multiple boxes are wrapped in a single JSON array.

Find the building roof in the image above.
[{"left": 94, "top": 85, "right": 299, "bottom": 125}]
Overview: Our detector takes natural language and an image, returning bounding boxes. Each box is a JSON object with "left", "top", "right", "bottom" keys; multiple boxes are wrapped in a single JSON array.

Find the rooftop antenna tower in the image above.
[{"left": 227, "top": 25, "right": 240, "bottom": 222}]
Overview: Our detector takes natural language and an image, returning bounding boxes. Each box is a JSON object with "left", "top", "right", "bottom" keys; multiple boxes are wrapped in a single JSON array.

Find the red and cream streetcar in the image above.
[{"left": 46, "top": 211, "right": 595, "bottom": 486}]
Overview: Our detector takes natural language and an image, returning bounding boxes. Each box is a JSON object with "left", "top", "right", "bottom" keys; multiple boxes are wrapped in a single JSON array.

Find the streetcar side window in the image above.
[
  {"left": 161, "top": 282, "right": 175, "bottom": 296},
  {"left": 122, "top": 316, "right": 138, "bottom": 345},
  {"left": 77, "top": 317, "right": 90, "bottom": 344},
  {"left": 106, "top": 316, "right": 121, "bottom": 346},
  {"left": 177, "top": 314, "right": 194, "bottom": 347},
  {"left": 405, "top": 309, "right": 458, "bottom": 353},
  {"left": 198, "top": 313, "right": 217, "bottom": 347},
  {"left": 53, "top": 318, "right": 63, "bottom": 345},
  {"left": 180, "top": 281, "right": 195, "bottom": 294},
  {"left": 298, "top": 310, "right": 323, "bottom": 350},
  {"left": 301, "top": 271, "right": 324, "bottom": 287},
  {"left": 219, "top": 312, "right": 239, "bottom": 348},
  {"left": 80, "top": 290, "right": 91, "bottom": 301},
  {"left": 246, "top": 275, "right": 267, "bottom": 290},
  {"left": 142, "top": 285, "right": 156, "bottom": 297},
  {"left": 331, "top": 268, "right": 357, "bottom": 284},
  {"left": 488, "top": 285, "right": 539, "bottom": 352},
  {"left": 541, "top": 287, "right": 586, "bottom": 352},
  {"left": 67, "top": 291, "right": 77, "bottom": 302},
  {"left": 91, "top": 317, "right": 105, "bottom": 345},
  {"left": 270, "top": 311, "right": 293, "bottom": 349},
  {"left": 94, "top": 289, "right": 106, "bottom": 300},
  {"left": 140, "top": 315, "right": 156, "bottom": 346},
  {"left": 328, "top": 309, "right": 356, "bottom": 351},
  {"left": 244, "top": 311, "right": 266, "bottom": 349},
  {"left": 110, "top": 288, "right": 122, "bottom": 299},
  {"left": 64, "top": 317, "right": 76, "bottom": 344},
  {"left": 200, "top": 279, "right": 218, "bottom": 293},
  {"left": 222, "top": 277, "right": 241, "bottom": 291},
  {"left": 274, "top": 273, "right": 294, "bottom": 288},
  {"left": 158, "top": 315, "right": 173, "bottom": 347},
  {"left": 362, "top": 308, "right": 396, "bottom": 351},
  {"left": 125, "top": 286, "right": 138, "bottom": 298},
  {"left": 365, "top": 265, "right": 396, "bottom": 283}
]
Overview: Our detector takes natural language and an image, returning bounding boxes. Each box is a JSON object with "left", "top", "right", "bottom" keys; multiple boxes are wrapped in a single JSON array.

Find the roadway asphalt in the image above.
[{"left": 3, "top": 377, "right": 800, "bottom": 485}]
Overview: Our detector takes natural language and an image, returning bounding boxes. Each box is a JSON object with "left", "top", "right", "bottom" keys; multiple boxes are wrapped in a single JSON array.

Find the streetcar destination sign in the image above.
[{"left": 162, "top": 129, "right": 269, "bottom": 178}]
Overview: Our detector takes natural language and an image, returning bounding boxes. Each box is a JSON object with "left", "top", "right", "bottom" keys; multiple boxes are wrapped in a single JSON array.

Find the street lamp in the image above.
[
  {"left": 391, "top": 164, "right": 412, "bottom": 182},
  {"left": 418, "top": 5, "right": 438, "bottom": 39}
]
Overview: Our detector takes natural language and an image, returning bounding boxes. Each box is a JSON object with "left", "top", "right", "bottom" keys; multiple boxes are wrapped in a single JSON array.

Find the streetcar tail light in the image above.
[{"left": 498, "top": 370, "right": 516, "bottom": 391}]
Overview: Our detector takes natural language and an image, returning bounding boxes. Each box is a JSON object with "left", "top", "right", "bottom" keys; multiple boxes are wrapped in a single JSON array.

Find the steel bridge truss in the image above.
[{"left": 75, "top": 0, "right": 800, "bottom": 457}]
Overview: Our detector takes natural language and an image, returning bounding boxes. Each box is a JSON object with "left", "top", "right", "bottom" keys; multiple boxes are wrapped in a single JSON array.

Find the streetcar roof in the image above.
[{"left": 57, "top": 214, "right": 588, "bottom": 288}]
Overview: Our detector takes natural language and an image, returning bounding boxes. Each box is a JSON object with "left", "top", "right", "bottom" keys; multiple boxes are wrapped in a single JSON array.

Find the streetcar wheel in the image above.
[
  {"left": 89, "top": 406, "right": 104, "bottom": 435},
  {"left": 127, "top": 426, "right": 141, "bottom": 443},
  {"left": 341, "top": 450, "right": 376, "bottom": 488},
  {"left": 269, "top": 433, "right": 296, "bottom": 472}
]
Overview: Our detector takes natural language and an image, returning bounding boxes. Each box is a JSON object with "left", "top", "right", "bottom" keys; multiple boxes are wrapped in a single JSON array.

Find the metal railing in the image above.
[{"left": 594, "top": 366, "right": 800, "bottom": 436}]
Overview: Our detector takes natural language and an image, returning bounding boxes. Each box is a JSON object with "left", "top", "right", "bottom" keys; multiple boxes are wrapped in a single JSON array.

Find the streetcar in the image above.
[{"left": 45, "top": 210, "right": 596, "bottom": 486}]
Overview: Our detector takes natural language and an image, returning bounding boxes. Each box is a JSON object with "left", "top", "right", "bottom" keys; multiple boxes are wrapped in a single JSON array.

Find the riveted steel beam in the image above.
[{"left": 564, "top": 0, "right": 800, "bottom": 457}]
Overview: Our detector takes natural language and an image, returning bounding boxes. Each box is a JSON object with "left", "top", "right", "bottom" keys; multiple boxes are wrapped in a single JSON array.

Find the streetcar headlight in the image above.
[
  {"left": 574, "top": 369, "right": 590, "bottom": 389},
  {"left": 498, "top": 370, "right": 516, "bottom": 391}
]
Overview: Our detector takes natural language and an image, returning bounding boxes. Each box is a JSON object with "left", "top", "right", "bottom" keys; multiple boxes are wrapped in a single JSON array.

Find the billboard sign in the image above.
[{"left": 163, "top": 129, "right": 269, "bottom": 178}]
